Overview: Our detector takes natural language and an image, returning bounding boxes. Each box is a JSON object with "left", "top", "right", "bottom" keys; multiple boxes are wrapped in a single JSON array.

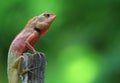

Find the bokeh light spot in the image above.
[{"left": 58, "top": 44, "right": 101, "bottom": 83}]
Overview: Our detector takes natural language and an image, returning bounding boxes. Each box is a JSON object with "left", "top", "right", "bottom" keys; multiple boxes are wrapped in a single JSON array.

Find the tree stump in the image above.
[{"left": 21, "top": 52, "right": 47, "bottom": 83}]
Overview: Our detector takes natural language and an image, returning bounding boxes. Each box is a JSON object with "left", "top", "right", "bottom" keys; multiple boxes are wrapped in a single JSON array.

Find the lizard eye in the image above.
[{"left": 44, "top": 14, "right": 50, "bottom": 18}]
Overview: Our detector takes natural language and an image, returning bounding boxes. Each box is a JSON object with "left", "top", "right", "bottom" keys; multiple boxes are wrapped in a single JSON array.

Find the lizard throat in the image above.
[{"left": 34, "top": 27, "right": 41, "bottom": 33}]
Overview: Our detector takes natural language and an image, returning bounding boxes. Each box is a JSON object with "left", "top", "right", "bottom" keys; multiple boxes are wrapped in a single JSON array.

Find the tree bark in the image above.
[{"left": 21, "top": 52, "right": 47, "bottom": 83}]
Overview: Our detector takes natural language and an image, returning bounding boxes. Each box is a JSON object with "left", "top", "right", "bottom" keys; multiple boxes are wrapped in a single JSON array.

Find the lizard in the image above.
[{"left": 7, "top": 12, "right": 56, "bottom": 83}]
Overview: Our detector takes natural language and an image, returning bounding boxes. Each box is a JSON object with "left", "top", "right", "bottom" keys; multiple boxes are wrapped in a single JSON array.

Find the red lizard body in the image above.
[{"left": 7, "top": 12, "right": 56, "bottom": 83}]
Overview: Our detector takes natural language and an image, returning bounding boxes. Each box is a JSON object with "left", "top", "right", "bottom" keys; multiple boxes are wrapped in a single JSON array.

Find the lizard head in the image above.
[{"left": 34, "top": 12, "right": 56, "bottom": 35}]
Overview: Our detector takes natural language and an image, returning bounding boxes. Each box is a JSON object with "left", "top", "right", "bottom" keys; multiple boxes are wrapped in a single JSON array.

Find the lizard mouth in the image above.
[{"left": 50, "top": 14, "right": 56, "bottom": 20}]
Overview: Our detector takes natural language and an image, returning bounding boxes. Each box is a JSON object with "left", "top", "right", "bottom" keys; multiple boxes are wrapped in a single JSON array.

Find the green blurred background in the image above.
[{"left": 0, "top": 0, "right": 120, "bottom": 83}]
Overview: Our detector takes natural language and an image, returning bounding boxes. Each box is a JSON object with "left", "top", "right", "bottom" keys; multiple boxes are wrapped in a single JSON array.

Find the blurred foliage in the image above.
[{"left": 0, "top": 0, "right": 120, "bottom": 83}]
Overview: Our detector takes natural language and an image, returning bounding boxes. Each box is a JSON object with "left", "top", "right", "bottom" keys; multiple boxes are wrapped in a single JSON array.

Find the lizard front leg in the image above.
[
  {"left": 25, "top": 32, "right": 38, "bottom": 53},
  {"left": 25, "top": 41, "right": 36, "bottom": 53}
]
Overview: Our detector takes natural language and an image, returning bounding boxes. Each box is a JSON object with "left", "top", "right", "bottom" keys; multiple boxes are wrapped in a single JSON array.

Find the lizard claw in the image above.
[{"left": 34, "top": 51, "right": 39, "bottom": 55}]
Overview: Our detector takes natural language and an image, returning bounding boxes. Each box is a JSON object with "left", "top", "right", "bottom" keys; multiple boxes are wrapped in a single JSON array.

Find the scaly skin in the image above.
[{"left": 7, "top": 12, "right": 56, "bottom": 83}]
